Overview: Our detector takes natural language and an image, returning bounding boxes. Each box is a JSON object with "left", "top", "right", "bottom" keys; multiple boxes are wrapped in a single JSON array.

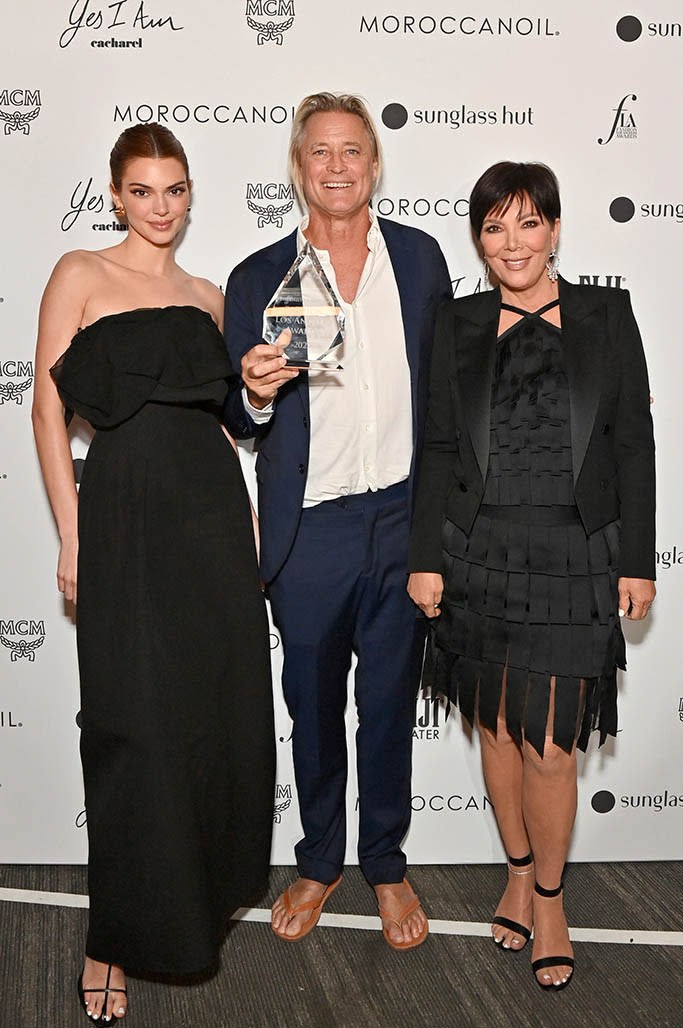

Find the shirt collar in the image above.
[{"left": 297, "top": 206, "right": 382, "bottom": 256}]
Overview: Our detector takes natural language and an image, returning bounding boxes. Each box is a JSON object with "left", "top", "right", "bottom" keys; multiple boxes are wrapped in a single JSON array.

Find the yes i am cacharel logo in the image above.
[{"left": 59, "top": 0, "right": 184, "bottom": 49}]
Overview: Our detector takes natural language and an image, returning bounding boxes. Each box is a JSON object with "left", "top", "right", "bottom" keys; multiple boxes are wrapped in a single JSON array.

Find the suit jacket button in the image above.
[
  {"left": 603, "top": 423, "right": 610, "bottom": 434},
  {"left": 600, "top": 478, "right": 608, "bottom": 491},
  {"left": 459, "top": 482, "right": 468, "bottom": 492},
  {"left": 298, "top": 464, "right": 306, "bottom": 474},
  {"left": 303, "top": 417, "right": 308, "bottom": 428}
]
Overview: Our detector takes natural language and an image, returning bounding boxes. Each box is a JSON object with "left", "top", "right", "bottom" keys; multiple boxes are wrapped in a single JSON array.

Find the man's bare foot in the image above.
[
  {"left": 375, "top": 879, "right": 428, "bottom": 948},
  {"left": 271, "top": 876, "right": 340, "bottom": 940},
  {"left": 80, "top": 958, "right": 127, "bottom": 1021},
  {"left": 531, "top": 890, "right": 574, "bottom": 987},
  {"left": 492, "top": 861, "right": 534, "bottom": 950}
]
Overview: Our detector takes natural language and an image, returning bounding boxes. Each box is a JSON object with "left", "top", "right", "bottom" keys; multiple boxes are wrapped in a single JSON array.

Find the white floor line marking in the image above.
[
  {"left": 2, "top": 890, "right": 682, "bottom": 946},
  {"left": 229, "top": 908, "right": 683, "bottom": 946},
  {"left": 0, "top": 887, "right": 89, "bottom": 908}
]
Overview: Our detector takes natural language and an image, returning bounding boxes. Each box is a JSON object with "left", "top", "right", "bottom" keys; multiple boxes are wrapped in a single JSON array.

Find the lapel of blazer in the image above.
[
  {"left": 264, "top": 229, "right": 310, "bottom": 419},
  {"left": 453, "top": 288, "right": 500, "bottom": 483},
  {"left": 378, "top": 218, "right": 421, "bottom": 432},
  {"left": 558, "top": 277, "right": 604, "bottom": 483}
]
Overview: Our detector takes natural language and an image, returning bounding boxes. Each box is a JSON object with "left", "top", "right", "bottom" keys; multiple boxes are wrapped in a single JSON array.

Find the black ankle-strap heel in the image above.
[
  {"left": 77, "top": 964, "right": 127, "bottom": 1024},
  {"left": 531, "top": 881, "right": 575, "bottom": 990},
  {"left": 491, "top": 851, "right": 534, "bottom": 952}
]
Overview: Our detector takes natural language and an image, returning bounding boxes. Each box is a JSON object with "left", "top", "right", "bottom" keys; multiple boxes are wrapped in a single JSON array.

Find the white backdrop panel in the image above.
[{"left": 1, "top": 1, "right": 681, "bottom": 863}]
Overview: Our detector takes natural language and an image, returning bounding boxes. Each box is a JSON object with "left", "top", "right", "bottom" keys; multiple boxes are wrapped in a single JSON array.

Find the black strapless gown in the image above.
[{"left": 52, "top": 306, "right": 275, "bottom": 974}]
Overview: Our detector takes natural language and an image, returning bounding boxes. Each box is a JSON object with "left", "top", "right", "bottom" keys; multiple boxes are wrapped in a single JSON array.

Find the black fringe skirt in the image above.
[{"left": 425, "top": 506, "right": 624, "bottom": 757}]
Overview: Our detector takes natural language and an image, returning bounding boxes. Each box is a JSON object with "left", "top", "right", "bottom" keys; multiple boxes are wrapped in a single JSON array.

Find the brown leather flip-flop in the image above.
[
  {"left": 273, "top": 875, "right": 342, "bottom": 942},
  {"left": 379, "top": 880, "right": 429, "bottom": 950}
]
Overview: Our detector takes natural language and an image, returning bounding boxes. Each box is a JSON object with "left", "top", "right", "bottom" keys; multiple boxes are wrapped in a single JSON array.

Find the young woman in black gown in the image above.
[
  {"left": 32, "top": 124, "right": 275, "bottom": 1023},
  {"left": 408, "top": 163, "right": 655, "bottom": 990}
]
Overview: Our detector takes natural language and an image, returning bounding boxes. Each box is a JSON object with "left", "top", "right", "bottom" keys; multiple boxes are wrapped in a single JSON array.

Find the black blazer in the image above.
[{"left": 409, "top": 277, "right": 656, "bottom": 581}]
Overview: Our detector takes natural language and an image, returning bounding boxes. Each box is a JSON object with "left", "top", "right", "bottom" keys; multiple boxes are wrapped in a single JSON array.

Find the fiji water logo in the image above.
[{"left": 246, "top": 0, "right": 295, "bottom": 44}]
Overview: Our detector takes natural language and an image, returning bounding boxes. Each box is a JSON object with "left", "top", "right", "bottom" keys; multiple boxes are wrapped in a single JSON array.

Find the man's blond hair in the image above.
[{"left": 288, "top": 92, "right": 383, "bottom": 208}]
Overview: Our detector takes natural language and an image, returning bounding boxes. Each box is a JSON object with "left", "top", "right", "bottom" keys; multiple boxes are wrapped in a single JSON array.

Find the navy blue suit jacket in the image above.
[{"left": 224, "top": 217, "right": 451, "bottom": 584}]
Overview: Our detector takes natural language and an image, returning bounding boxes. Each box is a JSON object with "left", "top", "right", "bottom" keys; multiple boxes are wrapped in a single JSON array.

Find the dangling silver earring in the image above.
[
  {"left": 545, "top": 248, "right": 559, "bottom": 282},
  {"left": 483, "top": 258, "right": 490, "bottom": 284}
]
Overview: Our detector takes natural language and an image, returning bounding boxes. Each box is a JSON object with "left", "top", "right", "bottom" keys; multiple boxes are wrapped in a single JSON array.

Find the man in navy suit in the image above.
[{"left": 224, "top": 93, "right": 450, "bottom": 947}]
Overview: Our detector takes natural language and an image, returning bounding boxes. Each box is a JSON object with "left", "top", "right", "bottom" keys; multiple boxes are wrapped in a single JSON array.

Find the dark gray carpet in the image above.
[{"left": 1, "top": 862, "right": 681, "bottom": 1027}]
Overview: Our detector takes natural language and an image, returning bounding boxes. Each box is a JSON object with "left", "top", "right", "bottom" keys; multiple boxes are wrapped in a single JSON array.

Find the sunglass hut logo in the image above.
[
  {"left": 0, "top": 89, "right": 41, "bottom": 137},
  {"left": 59, "top": 0, "right": 183, "bottom": 49},
  {"left": 245, "top": 1, "right": 295, "bottom": 45}
]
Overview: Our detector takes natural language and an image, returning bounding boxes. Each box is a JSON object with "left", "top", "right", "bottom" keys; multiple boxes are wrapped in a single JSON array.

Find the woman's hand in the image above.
[
  {"left": 58, "top": 533, "right": 78, "bottom": 604},
  {"left": 618, "top": 577, "right": 655, "bottom": 620},
  {"left": 408, "top": 572, "right": 444, "bottom": 618}
]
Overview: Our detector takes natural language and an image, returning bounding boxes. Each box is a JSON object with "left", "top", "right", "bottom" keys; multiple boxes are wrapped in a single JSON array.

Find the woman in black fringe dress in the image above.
[{"left": 408, "top": 162, "right": 655, "bottom": 990}]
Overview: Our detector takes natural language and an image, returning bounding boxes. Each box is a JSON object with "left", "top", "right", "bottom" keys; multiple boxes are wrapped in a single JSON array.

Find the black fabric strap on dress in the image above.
[
  {"left": 500, "top": 298, "right": 560, "bottom": 318},
  {"left": 479, "top": 504, "right": 581, "bottom": 526}
]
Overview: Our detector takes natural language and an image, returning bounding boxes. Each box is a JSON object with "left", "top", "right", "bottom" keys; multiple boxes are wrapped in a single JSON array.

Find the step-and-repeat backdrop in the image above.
[{"left": 1, "top": 3, "right": 681, "bottom": 864}]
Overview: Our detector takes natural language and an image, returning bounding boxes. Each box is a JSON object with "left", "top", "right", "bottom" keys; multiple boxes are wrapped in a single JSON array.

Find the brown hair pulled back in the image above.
[{"left": 109, "top": 123, "right": 190, "bottom": 190}]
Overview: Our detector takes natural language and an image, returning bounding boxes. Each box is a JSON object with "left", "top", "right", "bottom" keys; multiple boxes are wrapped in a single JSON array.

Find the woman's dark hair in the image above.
[
  {"left": 109, "top": 123, "right": 190, "bottom": 190},
  {"left": 469, "top": 161, "right": 560, "bottom": 236}
]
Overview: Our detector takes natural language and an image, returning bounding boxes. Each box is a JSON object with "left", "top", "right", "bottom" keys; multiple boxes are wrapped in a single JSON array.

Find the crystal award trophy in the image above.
[{"left": 263, "top": 241, "right": 345, "bottom": 370}]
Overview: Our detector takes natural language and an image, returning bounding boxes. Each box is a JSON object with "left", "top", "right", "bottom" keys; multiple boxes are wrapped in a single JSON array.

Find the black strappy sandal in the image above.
[
  {"left": 492, "top": 851, "right": 534, "bottom": 951},
  {"left": 77, "top": 963, "right": 127, "bottom": 1023},
  {"left": 531, "top": 881, "right": 575, "bottom": 990}
]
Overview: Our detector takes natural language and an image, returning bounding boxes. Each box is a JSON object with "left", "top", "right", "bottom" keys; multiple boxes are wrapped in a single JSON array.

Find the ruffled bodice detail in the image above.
[
  {"left": 483, "top": 309, "right": 574, "bottom": 506},
  {"left": 51, "top": 306, "right": 235, "bottom": 428}
]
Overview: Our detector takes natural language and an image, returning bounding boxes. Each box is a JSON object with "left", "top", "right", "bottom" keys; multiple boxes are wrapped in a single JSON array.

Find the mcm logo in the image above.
[
  {"left": 0, "top": 359, "right": 34, "bottom": 406},
  {"left": 0, "top": 89, "right": 42, "bottom": 136},
  {"left": 273, "top": 783, "right": 292, "bottom": 823},
  {"left": 246, "top": 0, "right": 294, "bottom": 44},
  {"left": 0, "top": 619, "right": 46, "bottom": 662},
  {"left": 246, "top": 182, "right": 295, "bottom": 227}
]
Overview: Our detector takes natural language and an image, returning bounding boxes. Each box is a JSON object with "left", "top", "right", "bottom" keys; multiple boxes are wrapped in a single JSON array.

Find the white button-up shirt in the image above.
[{"left": 245, "top": 208, "right": 413, "bottom": 507}]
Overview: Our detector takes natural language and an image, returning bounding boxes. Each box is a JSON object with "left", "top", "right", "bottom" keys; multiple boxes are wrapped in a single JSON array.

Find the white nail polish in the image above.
[{"left": 619, "top": 609, "right": 625, "bottom": 617}]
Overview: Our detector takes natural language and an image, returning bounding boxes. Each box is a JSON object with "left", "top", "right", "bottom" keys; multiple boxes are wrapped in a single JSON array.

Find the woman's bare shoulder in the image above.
[{"left": 189, "top": 275, "right": 224, "bottom": 324}]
